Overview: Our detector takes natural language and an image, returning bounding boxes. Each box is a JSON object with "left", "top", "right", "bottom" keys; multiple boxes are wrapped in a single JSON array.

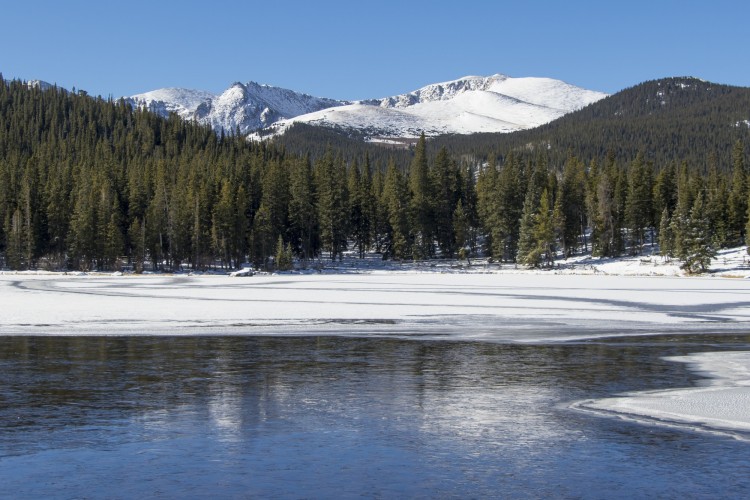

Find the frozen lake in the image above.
[
  {"left": 1, "top": 335, "right": 749, "bottom": 498},
  {"left": 1, "top": 273, "right": 749, "bottom": 496},
  {"left": 2, "top": 273, "right": 750, "bottom": 339}
]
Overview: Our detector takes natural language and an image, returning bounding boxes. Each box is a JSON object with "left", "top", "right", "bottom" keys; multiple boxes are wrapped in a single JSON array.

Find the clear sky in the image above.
[{"left": 3, "top": 0, "right": 749, "bottom": 99}]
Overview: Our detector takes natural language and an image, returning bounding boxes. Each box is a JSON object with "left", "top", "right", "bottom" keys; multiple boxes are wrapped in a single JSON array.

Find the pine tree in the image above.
[
  {"left": 457, "top": 163, "right": 479, "bottom": 255},
  {"left": 681, "top": 193, "right": 715, "bottom": 274},
  {"left": 653, "top": 161, "right": 677, "bottom": 228},
  {"left": 316, "top": 151, "right": 348, "bottom": 261},
  {"left": 704, "top": 157, "right": 728, "bottom": 248},
  {"left": 128, "top": 217, "right": 146, "bottom": 273},
  {"left": 251, "top": 202, "right": 274, "bottom": 269},
  {"left": 612, "top": 163, "right": 628, "bottom": 255},
  {"left": 288, "top": 157, "right": 318, "bottom": 263},
  {"left": 146, "top": 161, "right": 171, "bottom": 270},
  {"left": 674, "top": 161, "right": 695, "bottom": 218},
  {"left": 211, "top": 179, "right": 234, "bottom": 268},
  {"left": 495, "top": 154, "right": 525, "bottom": 261},
  {"left": 560, "top": 155, "right": 587, "bottom": 256},
  {"left": 45, "top": 162, "right": 71, "bottom": 268},
  {"left": 370, "top": 165, "right": 388, "bottom": 254},
  {"left": 670, "top": 205, "right": 689, "bottom": 261},
  {"left": 452, "top": 199, "right": 470, "bottom": 262},
  {"left": 625, "top": 153, "right": 654, "bottom": 254},
  {"left": 431, "top": 146, "right": 458, "bottom": 258},
  {"left": 347, "top": 159, "right": 372, "bottom": 259},
  {"left": 408, "top": 133, "right": 433, "bottom": 259},
  {"left": 382, "top": 159, "right": 410, "bottom": 260},
  {"left": 274, "top": 235, "right": 293, "bottom": 271},
  {"left": 518, "top": 187, "right": 555, "bottom": 268},
  {"left": 534, "top": 188, "right": 556, "bottom": 267},
  {"left": 727, "top": 140, "right": 747, "bottom": 245},
  {"left": 233, "top": 184, "right": 250, "bottom": 267},
  {"left": 670, "top": 162, "right": 694, "bottom": 262},
  {"left": 517, "top": 162, "right": 547, "bottom": 266},
  {"left": 102, "top": 198, "right": 124, "bottom": 270},
  {"left": 68, "top": 181, "right": 97, "bottom": 271},
  {"left": 357, "top": 154, "right": 375, "bottom": 258},
  {"left": 4, "top": 209, "right": 25, "bottom": 269},
  {"left": 476, "top": 156, "right": 499, "bottom": 258},
  {"left": 552, "top": 181, "right": 566, "bottom": 256},
  {"left": 658, "top": 207, "right": 673, "bottom": 259},
  {"left": 591, "top": 171, "right": 611, "bottom": 257},
  {"left": 261, "top": 158, "right": 290, "bottom": 243},
  {"left": 19, "top": 173, "right": 37, "bottom": 269}
]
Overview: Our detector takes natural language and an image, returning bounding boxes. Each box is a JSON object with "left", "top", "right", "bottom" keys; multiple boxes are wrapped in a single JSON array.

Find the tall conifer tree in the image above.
[{"left": 408, "top": 133, "right": 433, "bottom": 259}]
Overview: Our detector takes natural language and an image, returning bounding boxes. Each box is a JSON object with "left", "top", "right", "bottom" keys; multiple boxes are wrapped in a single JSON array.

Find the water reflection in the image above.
[{"left": 0, "top": 335, "right": 749, "bottom": 498}]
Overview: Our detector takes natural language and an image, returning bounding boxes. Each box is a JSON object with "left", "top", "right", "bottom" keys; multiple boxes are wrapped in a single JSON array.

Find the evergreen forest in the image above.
[{"left": 1, "top": 76, "right": 748, "bottom": 274}]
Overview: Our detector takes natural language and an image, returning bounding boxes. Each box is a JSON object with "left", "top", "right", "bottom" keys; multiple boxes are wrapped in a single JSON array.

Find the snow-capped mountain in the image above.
[
  {"left": 126, "top": 87, "right": 215, "bottom": 120},
  {"left": 128, "top": 74, "right": 607, "bottom": 140},
  {"left": 260, "top": 74, "right": 608, "bottom": 140},
  {"left": 126, "top": 82, "right": 345, "bottom": 134},
  {"left": 360, "top": 74, "right": 602, "bottom": 110},
  {"left": 26, "top": 80, "right": 57, "bottom": 91}
]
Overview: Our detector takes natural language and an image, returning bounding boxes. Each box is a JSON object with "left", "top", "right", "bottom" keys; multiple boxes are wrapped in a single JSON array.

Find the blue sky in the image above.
[{"left": 3, "top": 1, "right": 749, "bottom": 99}]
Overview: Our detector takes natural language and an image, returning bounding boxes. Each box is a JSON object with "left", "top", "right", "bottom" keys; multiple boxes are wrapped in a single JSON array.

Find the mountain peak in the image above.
[
  {"left": 270, "top": 74, "right": 608, "bottom": 141},
  {"left": 127, "top": 73, "right": 607, "bottom": 139},
  {"left": 26, "top": 80, "right": 56, "bottom": 91}
]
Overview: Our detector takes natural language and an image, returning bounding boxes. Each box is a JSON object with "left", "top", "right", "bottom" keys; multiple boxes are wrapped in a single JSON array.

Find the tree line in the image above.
[{"left": 0, "top": 78, "right": 748, "bottom": 273}]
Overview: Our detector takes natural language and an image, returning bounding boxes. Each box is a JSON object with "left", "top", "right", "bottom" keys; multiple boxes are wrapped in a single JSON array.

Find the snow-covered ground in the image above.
[{"left": 542, "top": 245, "right": 750, "bottom": 278}]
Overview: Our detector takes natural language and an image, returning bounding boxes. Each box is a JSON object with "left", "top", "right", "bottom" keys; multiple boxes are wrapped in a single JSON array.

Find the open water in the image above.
[{"left": 0, "top": 334, "right": 749, "bottom": 498}]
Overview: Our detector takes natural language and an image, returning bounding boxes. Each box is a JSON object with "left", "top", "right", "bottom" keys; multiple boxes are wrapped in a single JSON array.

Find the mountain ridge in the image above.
[
  {"left": 269, "top": 76, "right": 750, "bottom": 168},
  {"left": 421, "top": 76, "right": 750, "bottom": 166},
  {"left": 126, "top": 82, "right": 345, "bottom": 134},
  {"left": 124, "top": 74, "right": 607, "bottom": 139}
]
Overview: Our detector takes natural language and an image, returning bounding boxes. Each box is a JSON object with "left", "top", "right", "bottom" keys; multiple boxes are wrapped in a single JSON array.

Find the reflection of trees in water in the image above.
[{"left": 0, "top": 335, "right": 725, "bottom": 426}]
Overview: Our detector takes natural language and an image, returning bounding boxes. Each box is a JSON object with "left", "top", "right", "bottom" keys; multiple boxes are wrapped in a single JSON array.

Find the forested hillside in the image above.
[
  {"left": 0, "top": 76, "right": 748, "bottom": 273},
  {"left": 432, "top": 77, "right": 750, "bottom": 166},
  {"left": 278, "top": 77, "right": 750, "bottom": 168}
]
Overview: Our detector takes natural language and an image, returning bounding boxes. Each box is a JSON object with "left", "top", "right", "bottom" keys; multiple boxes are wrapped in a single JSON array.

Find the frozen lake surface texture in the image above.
[
  {"left": 2, "top": 272, "right": 749, "bottom": 339},
  {"left": 1, "top": 272, "right": 749, "bottom": 497}
]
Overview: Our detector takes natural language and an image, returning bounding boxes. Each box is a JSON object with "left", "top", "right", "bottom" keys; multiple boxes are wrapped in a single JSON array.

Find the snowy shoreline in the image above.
[
  {"left": 1, "top": 270, "right": 749, "bottom": 338},
  {"left": 574, "top": 352, "right": 750, "bottom": 438},
  {"left": 2, "top": 267, "right": 750, "bottom": 438}
]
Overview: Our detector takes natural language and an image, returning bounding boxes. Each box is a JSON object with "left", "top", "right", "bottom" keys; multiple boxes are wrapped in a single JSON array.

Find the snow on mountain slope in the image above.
[
  {"left": 26, "top": 80, "right": 57, "bottom": 92},
  {"left": 128, "top": 88, "right": 217, "bottom": 120},
  {"left": 128, "top": 74, "right": 607, "bottom": 140},
  {"left": 486, "top": 75, "right": 606, "bottom": 111},
  {"left": 126, "top": 82, "right": 345, "bottom": 134},
  {"left": 260, "top": 74, "right": 608, "bottom": 140},
  {"left": 269, "top": 91, "right": 555, "bottom": 137},
  {"left": 194, "top": 82, "right": 344, "bottom": 133}
]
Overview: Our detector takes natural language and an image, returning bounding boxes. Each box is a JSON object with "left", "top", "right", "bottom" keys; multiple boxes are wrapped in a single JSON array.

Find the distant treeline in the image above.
[{"left": 0, "top": 77, "right": 748, "bottom": 273}]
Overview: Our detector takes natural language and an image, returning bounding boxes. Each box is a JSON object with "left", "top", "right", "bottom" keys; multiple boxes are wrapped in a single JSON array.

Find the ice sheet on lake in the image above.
[
  {"left": 576, "top": 351, "right": 750, "bottom": 436},
  {"left": 1, "top": 273, "right": 749, "bottom": 341}
]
